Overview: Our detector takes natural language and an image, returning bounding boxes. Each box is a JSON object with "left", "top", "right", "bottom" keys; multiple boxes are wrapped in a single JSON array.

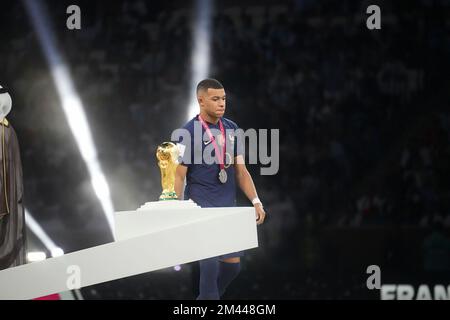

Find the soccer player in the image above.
[{"left": 174, "top": 78, "right": 266, "bottom": 300}]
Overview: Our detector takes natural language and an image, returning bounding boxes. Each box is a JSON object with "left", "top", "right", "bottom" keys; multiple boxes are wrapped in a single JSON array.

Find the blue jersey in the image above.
[{"left": 174, "top": 115, "right": 244, "bottom": 208}]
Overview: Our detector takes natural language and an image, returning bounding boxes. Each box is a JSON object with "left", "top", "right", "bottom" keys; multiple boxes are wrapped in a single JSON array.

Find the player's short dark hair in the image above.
[{"left": 196, "top": 78, "right": 224, "bottom": 94}]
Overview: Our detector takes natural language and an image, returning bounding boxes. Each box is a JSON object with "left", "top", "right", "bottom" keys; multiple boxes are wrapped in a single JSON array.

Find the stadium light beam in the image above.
[
  {"left": 25, "top": 209, "right": 83, "bottom": 299},
  {"left": 23, "top": 0, "right": 115, "bottom": 235},
  {"left": 25, "top": 209, "right": 60, "bottom": 253},
  {"left": 27, "top": 252, "right": 47, "bottom": 262},
  {"left": 187, "top": 0, "right": 213, "bottom": 120}
]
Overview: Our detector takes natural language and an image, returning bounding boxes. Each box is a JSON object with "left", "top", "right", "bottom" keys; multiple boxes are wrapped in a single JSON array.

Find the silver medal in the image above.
[{"left": 219, "top": 169, "right": 227, "bottom": 184}]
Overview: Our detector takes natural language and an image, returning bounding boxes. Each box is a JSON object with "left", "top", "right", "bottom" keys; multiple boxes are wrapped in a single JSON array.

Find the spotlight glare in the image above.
[
  {"left": 51, "top": 248, "right": 64, "bottom": 257},
  {"left": 27, "top": 252, "right": 47, "bottom": 262},
  {"left": 188, "top": 0, "right": 213, "bottom": 120},
  {"left": 23, "top": 0, "right": 115, "bottom": 236}
]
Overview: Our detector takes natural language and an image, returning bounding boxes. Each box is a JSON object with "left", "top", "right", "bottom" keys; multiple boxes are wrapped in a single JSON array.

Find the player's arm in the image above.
[
  {"left": 175, "top": 164, "right": 188, "bottom": 200},
  {"left": 234, "top": 155, "right": 266, "bottom": 225}
]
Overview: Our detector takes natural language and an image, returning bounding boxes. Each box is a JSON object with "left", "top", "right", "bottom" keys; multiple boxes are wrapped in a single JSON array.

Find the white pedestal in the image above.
[{"left": 0, "top": 201, "right": 258, "bottom": 299}]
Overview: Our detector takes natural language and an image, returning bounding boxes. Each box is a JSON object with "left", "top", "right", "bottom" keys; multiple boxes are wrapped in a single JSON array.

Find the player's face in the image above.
[{"left": 200, "top": 88, "right": 226, "bottom": 118}]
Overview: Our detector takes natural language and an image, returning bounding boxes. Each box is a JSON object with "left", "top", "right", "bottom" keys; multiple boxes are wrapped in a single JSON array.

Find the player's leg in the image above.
[
  {"left": 218, "top": 257, "right": 241, "bottom": 297},
  {"left": 197, "top": 256, "right": 220, "bottom": 300}
]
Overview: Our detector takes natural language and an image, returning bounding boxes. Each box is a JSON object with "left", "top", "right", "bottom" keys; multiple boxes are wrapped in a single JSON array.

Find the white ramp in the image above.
[{"left": 0, "top": 201, "right": 258, "bottom": 300}]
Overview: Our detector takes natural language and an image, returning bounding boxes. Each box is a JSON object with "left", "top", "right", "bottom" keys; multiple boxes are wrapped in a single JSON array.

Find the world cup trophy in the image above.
[{"left": 156, "top": 142, "right": 179, "bottom": 201}]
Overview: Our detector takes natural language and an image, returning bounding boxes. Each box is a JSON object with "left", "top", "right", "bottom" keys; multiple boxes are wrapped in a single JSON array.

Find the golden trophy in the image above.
[{"left": 156, "top": 142, "right": 179, "bottom": 201}]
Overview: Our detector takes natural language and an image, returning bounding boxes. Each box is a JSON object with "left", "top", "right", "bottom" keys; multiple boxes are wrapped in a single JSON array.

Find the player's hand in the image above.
[{"left": 255, "top": 204, "right": 266, "bottom": 225}]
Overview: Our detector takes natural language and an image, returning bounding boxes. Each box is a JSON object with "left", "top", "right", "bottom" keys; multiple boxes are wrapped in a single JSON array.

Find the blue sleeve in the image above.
[
  {"left": 172, "top": 125, "right": 193, "bottom": 168},
  {"left": 229, "top": 120, "right": 244, "bottom": 158},
  {"left": 235, "top": 131, "right": 244, "bottom": 157}
]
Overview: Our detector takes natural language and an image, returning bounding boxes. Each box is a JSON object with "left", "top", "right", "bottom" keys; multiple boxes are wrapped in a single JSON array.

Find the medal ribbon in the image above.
[{"left": 198, "top": 114, "right": 226, "bottom": 170}]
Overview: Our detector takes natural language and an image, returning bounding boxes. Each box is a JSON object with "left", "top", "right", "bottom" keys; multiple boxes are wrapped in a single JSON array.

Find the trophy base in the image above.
[
  {"left": 159, "top": 191, "right": 178, "bottom": 201},
  {"left": 137, "top": 199, "right": 200, "bottom": 211}
]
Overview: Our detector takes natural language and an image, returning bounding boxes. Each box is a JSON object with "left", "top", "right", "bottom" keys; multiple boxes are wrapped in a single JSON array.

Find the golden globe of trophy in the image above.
[{"left": 156, "top": 142, "right": 179, "bottom": 201}]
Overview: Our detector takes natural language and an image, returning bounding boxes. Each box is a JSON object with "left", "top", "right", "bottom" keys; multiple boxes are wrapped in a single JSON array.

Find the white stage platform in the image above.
[{"left": 0, "top": 201, "right": 258, "bottom": 299}]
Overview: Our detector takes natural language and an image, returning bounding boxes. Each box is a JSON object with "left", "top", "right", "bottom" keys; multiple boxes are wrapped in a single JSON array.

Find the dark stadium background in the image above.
[{"left": 1, "top": 0, "right": 449, "bottom": 299}]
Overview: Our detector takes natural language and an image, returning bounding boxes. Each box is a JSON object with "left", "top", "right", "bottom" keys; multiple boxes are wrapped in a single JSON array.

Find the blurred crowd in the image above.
[{"left": 1, "top": 0, "right": 449, "bottom": 299}]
